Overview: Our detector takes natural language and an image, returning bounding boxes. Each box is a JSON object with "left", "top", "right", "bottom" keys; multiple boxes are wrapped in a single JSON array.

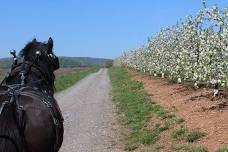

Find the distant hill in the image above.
[
  {"left": 59, "top": 57, "right": 111, "bottom": 68},
  {"left": 0, "top": 57, "right": 112, "bottom": 69}
]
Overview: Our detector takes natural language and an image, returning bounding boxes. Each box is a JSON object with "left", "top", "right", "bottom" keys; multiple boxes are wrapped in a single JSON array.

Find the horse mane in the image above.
[
  {"left": 18, "top": 40, "right": 44, "bottom": 58},
  {"left": 18, "top": 42, "right": 33, "bottom": 58}
]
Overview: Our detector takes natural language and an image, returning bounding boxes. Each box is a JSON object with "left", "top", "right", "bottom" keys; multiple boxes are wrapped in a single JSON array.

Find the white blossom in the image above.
[{"left": 116, "top": 4, "right": 228, "bottom": 87}]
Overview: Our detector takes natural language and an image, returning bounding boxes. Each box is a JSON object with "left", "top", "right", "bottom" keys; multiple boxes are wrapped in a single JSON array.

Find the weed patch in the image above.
[{"left": 172, "top": 128, "right": 206, "bottom": 142}]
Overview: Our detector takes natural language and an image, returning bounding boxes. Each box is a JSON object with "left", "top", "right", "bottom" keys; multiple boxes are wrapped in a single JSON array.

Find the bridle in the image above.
[
  {"left": 3, "top": 45, "right": 60, "bottom": 87},
  {"left": 34, "top": 46, "right": 59, "bottom": 71}
]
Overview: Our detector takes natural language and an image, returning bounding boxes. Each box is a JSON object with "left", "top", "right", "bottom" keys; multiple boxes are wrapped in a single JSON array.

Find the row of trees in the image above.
[{"left": 116, "top": 2, "right": 228, "bottom": 93}]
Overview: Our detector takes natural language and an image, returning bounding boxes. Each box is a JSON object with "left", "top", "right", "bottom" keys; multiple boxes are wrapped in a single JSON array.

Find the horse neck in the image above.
[{"left": 25, "top": 72, "right": 55, "bottom": 95}]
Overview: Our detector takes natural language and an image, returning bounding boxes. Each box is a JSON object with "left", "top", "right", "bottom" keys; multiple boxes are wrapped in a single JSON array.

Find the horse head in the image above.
[
  {"left": 2, "top": 37, "right": 61, "bottom": 94},
  {"left": 19, "top": 37, "right": 59, "bottom": 72}
]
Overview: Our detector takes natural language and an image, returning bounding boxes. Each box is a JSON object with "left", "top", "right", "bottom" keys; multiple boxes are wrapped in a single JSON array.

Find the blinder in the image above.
[{"left": 48, "top": 54, "right": 59, "bottom": 71}]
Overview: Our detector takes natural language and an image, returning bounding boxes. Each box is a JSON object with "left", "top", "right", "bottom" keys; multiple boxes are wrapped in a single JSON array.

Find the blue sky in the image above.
[{"left": 0, "top": 0, "right": 227, "bottom": 59}]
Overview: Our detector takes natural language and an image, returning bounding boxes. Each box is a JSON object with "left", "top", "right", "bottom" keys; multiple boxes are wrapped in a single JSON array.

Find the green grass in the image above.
[
  {"left": 171, "top": 128, "right": 206, "bottom": 142},
  {"left": 109, "top": 67, "right": 179, "bottom": 150},
  {"left": 0, "top": 69, "right": 6, "bottom": 80},
  {"left": 186, "top": 131, "right": 206, "bottom": 142},
  {"left": 216, "top": 146, "right": 228, "bottom": 152},
  {"left": 109, "top": 67, "right": 210, "bottom": 151},
  {"left": 171, "top": 128, "right": 188, "bottom": 140},
  {"left": 55, "top": 67, "right": 99, "bottom": 92}
]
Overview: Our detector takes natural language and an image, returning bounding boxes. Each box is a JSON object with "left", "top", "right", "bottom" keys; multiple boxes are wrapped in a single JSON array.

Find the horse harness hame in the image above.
[{"left": 0, "top": 55, "right": 63, "bottom": 152}]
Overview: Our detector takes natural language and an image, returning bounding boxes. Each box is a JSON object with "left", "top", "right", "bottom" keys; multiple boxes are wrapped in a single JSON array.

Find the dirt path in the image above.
[
  {"left": 55, "top": 68, "right": 122, "bottom": 152},
  {"left": 133, "top": 74, "right": 228, "bottom": 151}
]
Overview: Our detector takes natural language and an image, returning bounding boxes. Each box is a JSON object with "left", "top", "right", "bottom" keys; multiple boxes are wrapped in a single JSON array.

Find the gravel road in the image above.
[{"left": 55, "top": 68, "right": 122, "bottom": 152}]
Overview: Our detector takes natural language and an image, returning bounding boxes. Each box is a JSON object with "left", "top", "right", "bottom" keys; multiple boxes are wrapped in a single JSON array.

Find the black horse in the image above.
[{"left": 0, "top": 38, "right": 64, "bottom": 152}]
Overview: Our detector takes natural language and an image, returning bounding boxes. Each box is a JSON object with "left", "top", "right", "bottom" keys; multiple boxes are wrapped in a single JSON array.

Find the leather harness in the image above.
[{"left": 0, "top": 60, "right": 63, "bottom": 152}]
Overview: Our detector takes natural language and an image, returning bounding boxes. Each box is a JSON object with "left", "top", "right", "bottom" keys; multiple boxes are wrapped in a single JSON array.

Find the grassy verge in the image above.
[
  {"left": 109, "top": 67, "right": 177, "bottom": 150},
  {"left": 55, "top": 67, "right": 99, "bottom": 92},
  {"left": 109, "top": 67, "right": 207, "bottom": 151}
]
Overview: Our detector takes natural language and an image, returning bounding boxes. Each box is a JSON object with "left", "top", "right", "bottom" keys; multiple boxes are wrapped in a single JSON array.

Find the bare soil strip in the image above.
[
  {"left": 55, "top": 69, "right": 122, "bottom": 152},
  {"left": 132, "top": 73, "right": 228, "bottom": 152}
]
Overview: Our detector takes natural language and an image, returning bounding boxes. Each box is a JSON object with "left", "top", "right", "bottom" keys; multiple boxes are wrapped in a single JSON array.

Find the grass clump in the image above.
[
  {"left": 186, "top": 131, "right": 206, "bottom": 142},
  {"left": 171, "top": 128, "right": 206, "bottom": 142},
  {"left": 55, "top": 67, "right": 99, "bottom": 92},
  {"left": 171, "top": 128, "right": 188, "bottom": 140}
]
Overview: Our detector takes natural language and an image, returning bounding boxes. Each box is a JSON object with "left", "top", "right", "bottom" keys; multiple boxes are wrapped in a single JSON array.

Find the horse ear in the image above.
[
  {"left": 32, "top": 38, "right": 36, "bottom": 42},
  {"left": 47, "top": 37, "right": 53, "bottom": 53}
]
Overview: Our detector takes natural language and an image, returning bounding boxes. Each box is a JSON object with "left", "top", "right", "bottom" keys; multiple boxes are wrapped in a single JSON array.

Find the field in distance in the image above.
[{"left": 0, "top": 56, "right": 112, "bottom": 69}]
